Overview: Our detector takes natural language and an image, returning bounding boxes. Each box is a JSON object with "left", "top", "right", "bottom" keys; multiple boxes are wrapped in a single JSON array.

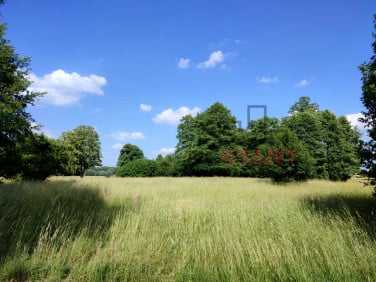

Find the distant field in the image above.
[{"left": 1, "top": 177, "right": 376, "bottom": 281}]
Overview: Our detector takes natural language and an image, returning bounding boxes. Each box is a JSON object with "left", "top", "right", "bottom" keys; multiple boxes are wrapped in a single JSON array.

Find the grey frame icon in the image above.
[{"left": 247, "top": 105, "right": 267, "bottom": 129}]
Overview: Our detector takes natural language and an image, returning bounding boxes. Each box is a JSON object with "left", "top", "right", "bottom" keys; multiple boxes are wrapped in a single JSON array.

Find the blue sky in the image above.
[{"left": 2, "top": 1, "right": 375, "bottom": 166}]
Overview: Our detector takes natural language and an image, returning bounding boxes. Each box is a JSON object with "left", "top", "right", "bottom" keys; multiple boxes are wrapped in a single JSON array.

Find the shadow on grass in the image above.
[
  {"left": 301, "top": 193, "right": 376, "bottom": 240},
  {"left": 0, "top": 180, "right": 142, "bottom": 269}
]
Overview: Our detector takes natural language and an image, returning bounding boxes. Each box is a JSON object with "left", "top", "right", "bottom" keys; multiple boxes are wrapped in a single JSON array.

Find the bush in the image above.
[{"left": 116, "top": 159, "right": 157, "bottom": 177}]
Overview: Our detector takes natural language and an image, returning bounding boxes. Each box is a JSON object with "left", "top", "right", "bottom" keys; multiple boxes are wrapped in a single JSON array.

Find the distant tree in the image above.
[
  {"left": 288, "top": 96, "right": 319, "bottom": 115},
  {"left": 0, "top": 23, "right": 44, "bottom": 178},
  {"left": 117, "top": 143, "right": 144, "bottom": 167},
  {"left": 359, "top": 15, "right": 376, "bottom": 196},
  {"left": 85, "top": 166, "right": 116, "bottom": 177},
  {"left": 175, "top": 102, "right": 240, "bottom": 176},
  {"left": 116, "top": 159, "right": 157, "bottom": 177},
  {"left": 60, "top": 126, "right": 102, "bottom": 177}
]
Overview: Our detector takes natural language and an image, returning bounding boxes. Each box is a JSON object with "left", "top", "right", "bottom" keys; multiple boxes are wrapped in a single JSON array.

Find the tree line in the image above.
[{"left": 116, "top": 97, "right": 360, "bottom": 182}]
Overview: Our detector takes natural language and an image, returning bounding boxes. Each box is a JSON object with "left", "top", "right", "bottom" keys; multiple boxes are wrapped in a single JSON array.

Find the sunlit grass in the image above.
[{"left": 1, "top": 177, "right": 375, "bottom": 281}]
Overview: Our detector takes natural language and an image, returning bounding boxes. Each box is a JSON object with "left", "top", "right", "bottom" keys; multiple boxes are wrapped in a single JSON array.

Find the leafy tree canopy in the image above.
[
  {"left": 288, "top": 96, "right": 319, "bottom": 115},
  {"left": 359, "top": 14, "right": 376, "bottom": 195},
  {"left": 175, "top": 102, "right": 240, "bottom": 176},
  {"left": 0, "top": 22, "right": 44, "bottom": 178},
  {"left": 60, "top": 126, "right": 102, "bottom": 177},
  {"left": 117, "top": 143, "right": 144, "bottom": 167}
]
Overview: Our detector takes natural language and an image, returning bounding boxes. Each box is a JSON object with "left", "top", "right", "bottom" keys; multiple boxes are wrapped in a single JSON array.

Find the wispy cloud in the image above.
[
  {"left": 294, "top": 77, "right": 316, "bottom": 88},
  {"left": 140, "top": 103, "right": 152, "bottom": 112},
  {"left": 256, "top": 76, "right": 279, "bottom": 84},
  {"left": 197, "top": 50, "right": 225, "bottom": 69},
  {"left": 177, "top": 58, "right": 191, "bottom": 69},
  {"left": 111, "top": 143, "right": 124, "bottom": 150},
  {"left": 92, "top": 107, "right": 102, "bottom": 114},
  {"left": 152, "top": 106, "right": 200, "bottom": 125},
  {"left": 30, "top": 69, "right": 107, "bottom": 106},
  {"left": 111, "top": 131, "right": 145, "bottom": 141}
]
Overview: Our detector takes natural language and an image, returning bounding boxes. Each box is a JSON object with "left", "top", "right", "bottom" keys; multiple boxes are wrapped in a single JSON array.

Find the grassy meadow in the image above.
[{"left": 0, "top": 177, "right": 376, "bottom": 281}]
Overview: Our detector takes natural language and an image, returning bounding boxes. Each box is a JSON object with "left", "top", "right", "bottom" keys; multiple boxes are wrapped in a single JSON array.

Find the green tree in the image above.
[
  {"left": 18, "top": 134, "right": 68, "bottom": 181},
  {"left": 0, "top": 23, "right": 44, "bottom": 178},
  {"left": 117, "top": 143, "right": 144, "bottom": 167},
  {"left": 283, "top": 109, "right": 324, "bottom": 177},
  {"left": 284, "top": 97, "right": 360, "bottom": 181},
  {"left": 359, "top": 15, "right": 376, "bottom": 196},
  {"left": 61, "top": 125, "right": 102, "bottom": 177},
  {"left": 116, "top": 159, "right": 157, "bottom": 177},
  {"left": 247, "top": 117, "right": 280, "bottom": 148},
  {"left": 155, "top": 154, "right": 176, "bottom": 176},
  {"left": 288, "top": 96, "right": 319, "bottom": 115},
  {"left": 175, "top": 102, "right": 240, "bottom": 176},
  {"left": 319, "top": 110, "right": 360, "bottom": 181},
  {"left": 260, "top": 126, "right": 315, "bottom": 182}
]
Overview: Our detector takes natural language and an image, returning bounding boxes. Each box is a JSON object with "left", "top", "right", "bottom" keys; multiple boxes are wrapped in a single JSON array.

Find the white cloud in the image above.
[
  {"left": 140, "top": 103, "right": 152, "bottom": 112},
  {"left": 152, "top": 106, "right": 200, "bottom": 125},
  {"left": 159, "top": 147, "right": 175, "bottom": 156},
  {"left": 111, "top": 143, "right": 124, "bottom": 150},
  {"left": 294, "top": 77, "right": 317, "bottom": 88},
  {"left": 29, "top": 69, "right": 107, "bottom": 106},
  {"left": 111, "top": 131, "right": 145, "bottom": 141},
  {"left": 346, "top": 112, "right": 367, "bottom": 132},
  {"left": 256, "top": 76, "right": 279, "bottom": 84},
  {"left": 197, "top": 50, "right": 225, "bottom": 69},
  {"left": 178, "top": 58, "right": 191, "bottom": 69}
]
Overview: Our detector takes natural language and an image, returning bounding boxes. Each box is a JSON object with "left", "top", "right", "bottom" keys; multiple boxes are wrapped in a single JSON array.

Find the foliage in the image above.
[
  {"left": 155, "top": 154, "right": 177, "bottom": 176},
  {"left": 283, "top": 101, "right": 361, "bottom": 181},
  {"left": 85, "top": 166, "right": 116, "bottom": 177},
  {"left": 0, "top": 23, "right": 44, "bottom": 178},
  {"left": 116, "top": 159, "right": 157, "bottom": 177},
  {"left": 17, "top": 134, "right": 69, "bottom": 181},
  {"left": 288, "top": 96, "right": 319, "bottom": 114},
  {"left": 175, "top": 102, "right": 241, "bottom": 176},
  {"left": 359, "top": 14, "right": 376, "bottom": 196},
  {"left": 117, "top": 143, "right": 144, "bottom": 167},
  {"left": 259, "top": 126, "right": 315, "bottom": 182},
  {"left": 60, "top": 126, "right": 102, "bottom": 177}
]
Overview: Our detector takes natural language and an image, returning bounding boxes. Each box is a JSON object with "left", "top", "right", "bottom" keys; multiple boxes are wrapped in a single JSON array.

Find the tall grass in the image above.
[{"left": 1, "top": 177, "right": 375, "bottom": 281}]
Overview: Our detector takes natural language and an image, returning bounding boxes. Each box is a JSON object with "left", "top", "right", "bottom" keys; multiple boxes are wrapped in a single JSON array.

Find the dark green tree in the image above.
[
  {"left": 60, "top": 126, "right": 102, "bottom": 177},
  {"left": 247, "top": 117, "right": 280, "bottom": 148},
  {"left": 359, "top": 15, "right": 376, "bottom": 196},
  {"left": 18, "top": 134, "right": 69, "bottom": 181},
  {"left": 0, "top": 23, "right": 44, "bottom": 178},
  {"left": 319, "top": 110, "right": 360, "bottom": 181},
  {"left": 117, "top": 143, "right": 144, "bottom": 167},
  {"left": 284, "top": 97, "right": 360, "bottom": 181},
  {"left": 116, "top": 159, "right": 157, "bottom": 177},
  {"left": 259, "top": 126, "right": 315, "bottom": 182},
  {"left": 175, "top": 102, "right": 240, "bottom": 176},
  {"left": 283, "top": 109, "right": 324, "bottom": 177}
]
